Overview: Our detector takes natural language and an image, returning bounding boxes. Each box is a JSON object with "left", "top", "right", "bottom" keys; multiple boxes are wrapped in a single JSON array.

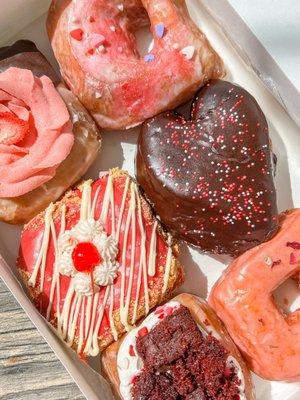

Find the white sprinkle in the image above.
[
  {"left": 148, "top": 39, "right": 154, "bottom": 52},
  {"left": 117, "top": 46, "right": 123, "bottom": 53},
  {"left": 264, "top": 256, "right": 273, "bottom": 266},
  {"left": 97, "top": 45, "right": 105, "bottom": 53},
  {"left": 117, "top": 3, "right": 124, "bottom": 11},
  {"left": 71, "top": 16, "right": 79, "bottom": 23},
  {"left": 173, "top": 43, "right": 179, "bottom": 50},
  {"left": 180, "top": 45, "right": 195, "bottom": 60},
  {"left": 110, "top": 25, "right": 116, "bottom": 32},
  {"left": 95, "top": 92, "right": 102, "bottom": 99}
]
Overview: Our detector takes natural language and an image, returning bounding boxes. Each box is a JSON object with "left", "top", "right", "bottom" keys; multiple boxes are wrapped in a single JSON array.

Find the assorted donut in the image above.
[
  {"left": 210, "top": 209, "right": 300, "bottom": 382},
  {"left": 136, "top": 79, "right": 278, "bottom": 255},
  {"left": 47, "top": 0, "right": 224, "bottom": 130},
  {"left": 18, "top": 169, "right": 183, "bottom": 355},
  {"left": 0, "top": 1, "right": 298, "bottom": 399},
  {"left": 102, "top": 294, "right": 255, "bottom": 400},
  {"left": 0, "top": 40, "right": 101, "bottom": 224}
]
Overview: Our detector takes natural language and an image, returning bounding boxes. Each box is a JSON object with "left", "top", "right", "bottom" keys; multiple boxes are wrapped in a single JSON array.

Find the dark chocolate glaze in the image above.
[
  {"left": 136, "top": 80, "right": 279, "bottom": 255},
  {"left": 0, "top": 40, "right": 59, "bottom": 84}
]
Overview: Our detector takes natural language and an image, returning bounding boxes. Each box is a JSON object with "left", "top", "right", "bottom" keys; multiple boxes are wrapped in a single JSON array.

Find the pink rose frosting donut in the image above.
[
  {"left": 0, "top": 40, "right": 101, "bottom": 225},
  {"left": 47, "top": 0, "right": 224, "bottom": 130},
  {"left": 0, "top": 67, "right": 74, "bottom": 198}
]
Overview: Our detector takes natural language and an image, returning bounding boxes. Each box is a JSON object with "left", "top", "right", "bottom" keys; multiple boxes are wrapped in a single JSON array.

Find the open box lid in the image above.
[{"left": 0, "top": 1, "right": 300, "bottom": 400}]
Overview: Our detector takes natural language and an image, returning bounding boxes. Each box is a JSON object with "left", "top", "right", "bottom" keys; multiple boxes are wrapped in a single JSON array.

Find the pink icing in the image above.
[{"left": 0, "top": 67, "right": 74, "bottom": 198}]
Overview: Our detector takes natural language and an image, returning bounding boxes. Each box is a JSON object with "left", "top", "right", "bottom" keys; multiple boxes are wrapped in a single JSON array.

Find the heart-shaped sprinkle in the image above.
[
  {"left": 129, "top": 345, "right": 135, "bottom": 357},
  {"left": 155, "top": 23, "right": 165, "bottom": 39},
  {"left": 70, "top": 28, "right": 84, "bottom": 41},
  {"left": 137, "top": 327, "right": 148, "bottom": 337}
]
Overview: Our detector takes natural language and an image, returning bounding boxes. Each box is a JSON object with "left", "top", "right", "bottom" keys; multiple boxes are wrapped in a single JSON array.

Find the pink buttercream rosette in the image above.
[{"left": 0, "top": 67, "right": 74, "bottom": 197}]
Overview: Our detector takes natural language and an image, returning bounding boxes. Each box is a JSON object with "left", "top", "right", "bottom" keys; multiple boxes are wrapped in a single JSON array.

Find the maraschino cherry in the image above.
[{"left": 72, "top": 242, "right": 101, "bottom": 273}]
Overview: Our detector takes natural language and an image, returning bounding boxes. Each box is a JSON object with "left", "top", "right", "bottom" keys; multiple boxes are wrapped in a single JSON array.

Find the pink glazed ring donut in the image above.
[
  {"left": 47, "top": 0, "right": 224, "bottom": 130},
  {"left": 209, "top": 209, "right": 300, "bottom": 382}
]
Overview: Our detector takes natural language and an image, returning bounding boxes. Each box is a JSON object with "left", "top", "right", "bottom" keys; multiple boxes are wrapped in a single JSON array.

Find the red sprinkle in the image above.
[
  {"left": 137, "top": 327, "right": 148, "bottom": 337},
  {"left": 286, "top": 241, "right": 300, "bottom": 250},
  {"left": 289, "top": 252, "right": 297, "bottom": 265},
  {"left": 129, "top": 345, "right": 135, "bottom": 357},
  {"left": 70, "top": 28, "right": 84, "bottom": 41},
  {"left": 271, "top": 259, "right": 281, "bottom": 268},
  {"left": 131, "top": 375, "right": 138, "bottom": 385},
  {"left": 154, "top": 306, "right": 164, "bottom": 315},
  {"left": 224, "top": 367, "right": 232, "bottom": 378},
  {"left": 89, "top": 16, "right": 95, "bottom": 22},
  {"left": 164, "top": 306, "right": 174, "bottom": 316},
  {"left": 87, "top": 48, "right": 95, "bottom": 55}
]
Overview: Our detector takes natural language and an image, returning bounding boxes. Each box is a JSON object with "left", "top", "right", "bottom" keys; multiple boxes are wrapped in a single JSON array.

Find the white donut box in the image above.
[{"left": 0, "top": 1, "right": 299, "bottom": 399}]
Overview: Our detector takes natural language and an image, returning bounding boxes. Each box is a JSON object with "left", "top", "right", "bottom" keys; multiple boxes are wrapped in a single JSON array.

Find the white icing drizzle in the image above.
[
  {"left": 27, "top": 171, "right": 174, "bottom": 356},
  {"left": 109, "top": 285, "right": 118, "bottom": 341},
  {"left": 162, "top": 234, "right": 173, "bottom": 294},
  {"left": 148, "top": 221, "right": 157, "bottom": 276},
  {"left": 28, "top": 203, "right": 54, "bottom": 289},
  {"left": 132, "top": 186, "right": 149, "bottom": 323},
  {"left": 123, "top": 183, "right": 137, "bottom": 330}
]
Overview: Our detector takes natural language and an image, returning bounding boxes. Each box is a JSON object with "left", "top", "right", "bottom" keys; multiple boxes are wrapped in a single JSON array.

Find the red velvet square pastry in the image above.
[{"left": 18, "top": 169, "right": 183, "bottom": 357}]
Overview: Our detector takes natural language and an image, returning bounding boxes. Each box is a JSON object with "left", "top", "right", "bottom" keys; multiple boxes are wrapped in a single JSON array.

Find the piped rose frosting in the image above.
[{"left": 0, "top": 67, "right": 74, "bottom": 198}]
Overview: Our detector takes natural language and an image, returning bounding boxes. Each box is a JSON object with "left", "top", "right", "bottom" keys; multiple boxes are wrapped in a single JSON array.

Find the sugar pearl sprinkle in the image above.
[{"left": 145, "top": 82, "right": 276, "bottom": 240}]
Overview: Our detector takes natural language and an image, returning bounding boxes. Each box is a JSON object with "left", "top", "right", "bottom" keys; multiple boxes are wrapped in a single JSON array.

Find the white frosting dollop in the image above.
[
  {"left": 72, "top": 218, "right": 104, "bottom": 242},
  {"left": 57, "top": 232, "right": 77, "bottom": 253},
  {"left": 99, "top": 235, "right": 118, "bottom": 260},
  {"left": 57, "top": 250, "right": 75, "bottom": 277},
  {"left": 94, "top": 261, "right": 119, "bottom": 286},
  {"left": 72, "top": 272, "right": 93, "bottom": 296}
]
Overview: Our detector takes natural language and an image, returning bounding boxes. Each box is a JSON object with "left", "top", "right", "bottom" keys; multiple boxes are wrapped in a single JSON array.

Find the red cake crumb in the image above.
[{"left": 132, "top": 306, "right": 241, "bottom": 400}]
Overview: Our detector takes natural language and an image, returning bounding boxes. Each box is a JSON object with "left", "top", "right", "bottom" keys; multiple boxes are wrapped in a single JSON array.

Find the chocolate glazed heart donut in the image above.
[
  {"left": 47, "top": 0, "right": 224, "bottom": 130},
  {"left": 137, "top": 80, "right": 279, "bottom": 255}
]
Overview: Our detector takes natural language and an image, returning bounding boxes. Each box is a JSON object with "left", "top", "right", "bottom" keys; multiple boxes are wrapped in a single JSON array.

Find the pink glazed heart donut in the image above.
[{"left": 47, "top": 0, "right": 224, "bottom": 130}]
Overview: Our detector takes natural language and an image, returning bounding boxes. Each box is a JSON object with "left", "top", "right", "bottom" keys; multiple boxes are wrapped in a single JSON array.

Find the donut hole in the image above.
[
  {"left": 273, "top": 277, "right": 300, "bottom": 315},
  {"left": 134, "top": 25, "right": 155, "bottom": 57}
]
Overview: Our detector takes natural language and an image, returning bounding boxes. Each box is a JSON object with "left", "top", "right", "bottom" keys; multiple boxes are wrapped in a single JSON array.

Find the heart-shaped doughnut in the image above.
[{"left": 136, "top": 80, "right": 279, "bottom": 255}]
